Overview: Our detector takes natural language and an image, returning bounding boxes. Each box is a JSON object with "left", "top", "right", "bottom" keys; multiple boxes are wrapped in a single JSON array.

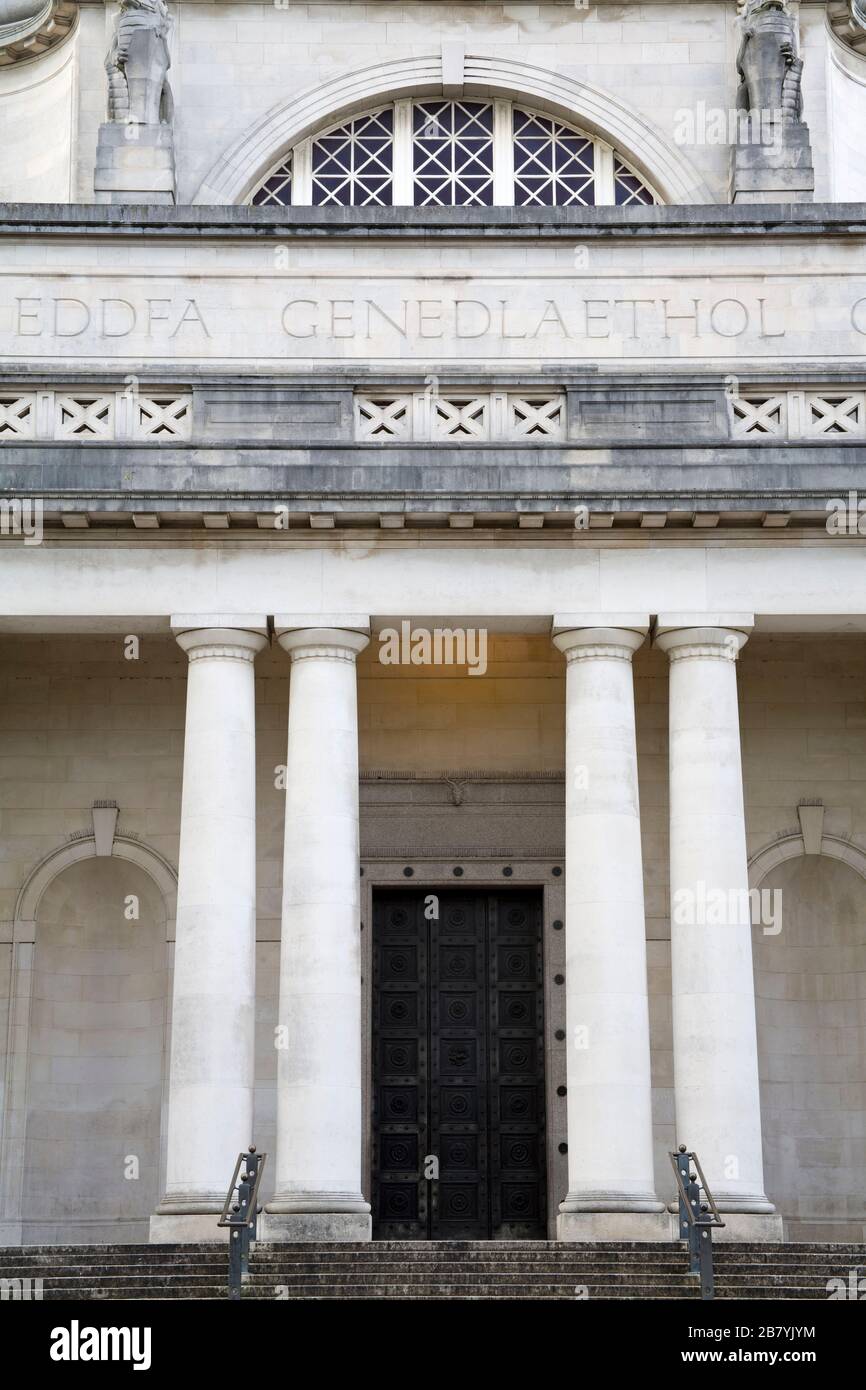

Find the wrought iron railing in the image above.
[
  {"left": 218, "top": 1147, "right": 267, "bottom": 1300},
  {"left": 670, "top": 1146, "right": 725, "bottom": 1301}
]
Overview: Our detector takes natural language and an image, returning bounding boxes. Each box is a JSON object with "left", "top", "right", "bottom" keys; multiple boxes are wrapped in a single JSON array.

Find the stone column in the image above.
[
  {"left": 552, "top": 618, "right": 666, "bottom": 1240},
  {"left": 264, "top": 619, "right": 371, "bottom": 1241},
  {"left": 655, "top": 617, "right": 780, "bottom": 1239},
  {"left": 151, "top": 618, "right": 267, "bottom": 1242}
]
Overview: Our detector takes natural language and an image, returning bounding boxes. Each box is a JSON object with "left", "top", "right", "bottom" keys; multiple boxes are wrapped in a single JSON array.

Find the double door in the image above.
[{"left": 372, "top": 888, "right": 546, "bottom": 1239}]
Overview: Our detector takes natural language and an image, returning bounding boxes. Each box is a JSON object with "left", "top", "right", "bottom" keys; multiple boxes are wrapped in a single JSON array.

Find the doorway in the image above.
[{"left": 371, "top": 888, "right": 546, "bottom": 1239}]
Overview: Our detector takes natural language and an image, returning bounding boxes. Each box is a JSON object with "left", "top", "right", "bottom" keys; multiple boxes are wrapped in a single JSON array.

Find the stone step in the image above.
[
  {"left": 18, "top": 1244, "right": 850, "bottom": 1256},
  {"left": 3, "top": 1240, "right": 862, "bottom": 1256},
  {"left": 0, "top": 1260, "right": 682, "bottom": 1273},
  {"left": 0, "top": 1260, "right": 226, "bottom": 1273},
  {"left": 2, "top": 1253, "right": 861, "bottom": 1273},
  {"left": 247, "top": 1256, "right": 861, "bottom": 1267},
  {"left": 28, "top": 1284, "right": 834, "bottom": 1295},
  {"left": 13, "top": 1272, "right": 840, "bottom": 1293},
  {"left": 3, "top": 1256, "right": 856, "bottom": 1278},
  {"left": 3, "top": 1240, "right": 861, "bottom": 1301},
  {"left": 244, "top": 1271, "right": 839, "bottom": 1286}
]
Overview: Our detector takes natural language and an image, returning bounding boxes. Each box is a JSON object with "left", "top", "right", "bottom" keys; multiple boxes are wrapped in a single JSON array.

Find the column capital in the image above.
[
  {"left": 653, "top": 612, "right": 754, "bottom": 662},
  {"left": 553, "top": 626, "right": 647, "bottom": 663},
  {"left": 654, "top": 624, "right": 752, "bottom": 663},
  {"left": 174, "top": 627, "right": 268, "bottom": 664},
  {"left": 277, "top": 626, "right": 370, "bottom": 663}
]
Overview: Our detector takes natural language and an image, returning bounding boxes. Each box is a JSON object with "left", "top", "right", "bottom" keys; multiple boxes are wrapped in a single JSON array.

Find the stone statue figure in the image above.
[
  {"left": 736, "top": 0, "right": 804, "bottom": 121},
  {"left": 105, "top": 0, "right": 173, "bottom": 126}
]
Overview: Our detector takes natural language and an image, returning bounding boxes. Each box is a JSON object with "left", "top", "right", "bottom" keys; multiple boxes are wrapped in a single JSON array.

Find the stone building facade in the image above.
[{"left": 0, "top": 1, "right": 865, "bottom": 1249}]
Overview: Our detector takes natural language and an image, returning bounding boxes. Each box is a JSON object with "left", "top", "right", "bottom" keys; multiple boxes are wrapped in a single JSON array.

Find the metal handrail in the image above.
[
  {"left": 218, "top": 1146, "right": 267, "bottom": 1301},
  {"left": 669, "top": 1145, "right": 725, "bottom": 1301}
]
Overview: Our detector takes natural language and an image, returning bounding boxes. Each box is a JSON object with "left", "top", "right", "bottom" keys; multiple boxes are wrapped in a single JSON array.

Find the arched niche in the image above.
[
  {"left": 0, "top": 832, "right": 177, "bottom": 1245},
  {"left": 749, "top": 834, "right": 866, "bottom": 1242}
]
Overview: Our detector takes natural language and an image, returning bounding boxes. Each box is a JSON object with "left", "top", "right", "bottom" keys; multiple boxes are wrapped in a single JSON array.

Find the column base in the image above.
[
  {"left": 712, "top": 1211, "right": 784, "bottom": 1243},
  {"left": 260, "top": 1211, "right": 371, "bottom": 1243},
  {"left": 149, "top": 1213, "right": 229, "bottom": 1244},
  {"left": 557, "top": 1210, "right": 673, "bottom": 1242}
]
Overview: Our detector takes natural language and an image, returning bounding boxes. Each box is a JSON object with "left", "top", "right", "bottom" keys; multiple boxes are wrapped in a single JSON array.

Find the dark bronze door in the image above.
[{"left": 372, "top": 888, "right": 546, "bottom": 1240}]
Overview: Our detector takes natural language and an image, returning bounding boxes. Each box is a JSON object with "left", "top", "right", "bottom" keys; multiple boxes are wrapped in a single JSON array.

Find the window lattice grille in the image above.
[
  {"left": 251, "top": 158, "right": 292, "bottom": 207},
  {"left": 731, "top": 389, "right": 866, "bottom": 440},
  {"left": 433, "top": 394, "right": 489, "bottom": 439},
  {"left": 135, "top": 395, "right": 193, "bottom": 438},
  {"left": 0, "top": 394, "right": 36, "bottom": 438},
  {"left": 413, "top": 101, "right": 495, "bottom": 206},
  {"left": 312, "top": 108, "right": 394, "bottom": 206},
  {"left": 512, "top": 109, "right": 596, "bottom": 206},
  {"left": 510, "top": 394, "right": 566, "bottom": 438},
  {"left": 355, "top": 390, "right": 566, "bottom": 442},
  {"left": 614, "top": 158, "right": 655, "bottom": 206},
  {"left": 55, "top": 394, "right": 115, "bottom": 439},
  {"left": 806, "top": 392, "right": 865, "bottom": 435},
  {"left": 416, "top": 100, "right": 494, "bottom": 205},
  {"left": 356, "top": 395, "right": 412, "bottom": 441},
  {"left": 0, "top": 389, "right": 193, "bottom": 442},
  {"left": 731, "top": 393, "right": 787, "bottom": 437},
  {"left": 249, "top": 100, "right": 657, "bottom": 208}
]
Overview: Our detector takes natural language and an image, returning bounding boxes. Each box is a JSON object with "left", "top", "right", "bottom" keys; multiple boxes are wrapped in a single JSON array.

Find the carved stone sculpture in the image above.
[
  {"left": 105, "top": 0, "right": 172, "bottom": 126},
  {"left": 95, "top": 0, "right": 176, "bottom": 204},
  {"left": 736, "top": 0, "right": 803, "bottom": 119},
  {"left": 731, "top": 0, "right": 814, "bottom": 205}
]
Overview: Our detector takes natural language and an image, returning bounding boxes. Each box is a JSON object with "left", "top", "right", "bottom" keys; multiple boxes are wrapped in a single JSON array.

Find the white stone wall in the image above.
[
  {"left": 826, "top": 27, "right": 866, "bottom": 201},
  {"left": 0, "top": 32, "right": 78, "bottom": 204},
  {"left": 800, "top": 2, "right": 832, "bottom": 202},
  {"left": 2, "top": 223, "right": 863, "bottom": 374},
  {"left": 1, "top": 629, "right": 865, "bottom": 1237},
  {"left": 167, "top": 0, "right": 739, "bottom": 204},
  {"left": 0, "top": 0, "right": 843, "bottom": 206}
]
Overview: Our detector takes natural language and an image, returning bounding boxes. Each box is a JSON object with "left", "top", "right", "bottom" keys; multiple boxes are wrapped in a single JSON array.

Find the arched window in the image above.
[{"left": 250, "top": 99, "right": 659, "bottom": 207}]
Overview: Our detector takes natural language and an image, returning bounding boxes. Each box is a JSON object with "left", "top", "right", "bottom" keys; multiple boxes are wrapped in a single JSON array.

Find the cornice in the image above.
[
  {"left": 0, "top": 0, "right": 77, "bottom": 68},
  {"left": 828, "top": 1, "right": 866, "bottom": 57},
  {"left": 1, "top": 203, "right": 866, "bottom": 240}
]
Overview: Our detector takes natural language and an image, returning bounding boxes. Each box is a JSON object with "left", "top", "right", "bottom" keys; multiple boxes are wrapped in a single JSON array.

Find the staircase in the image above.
[{"left": 1, "top": 1242, "right": 864, "bottom": 1300}]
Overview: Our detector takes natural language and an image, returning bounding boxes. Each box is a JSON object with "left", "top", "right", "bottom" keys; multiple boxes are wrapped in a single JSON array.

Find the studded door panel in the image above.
[
  {"left": 372, "top": 889, "right": 546, "bottom": 1240},
  {"left": 372, "top": 893, "right": 429, "bottom": 1238}
]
